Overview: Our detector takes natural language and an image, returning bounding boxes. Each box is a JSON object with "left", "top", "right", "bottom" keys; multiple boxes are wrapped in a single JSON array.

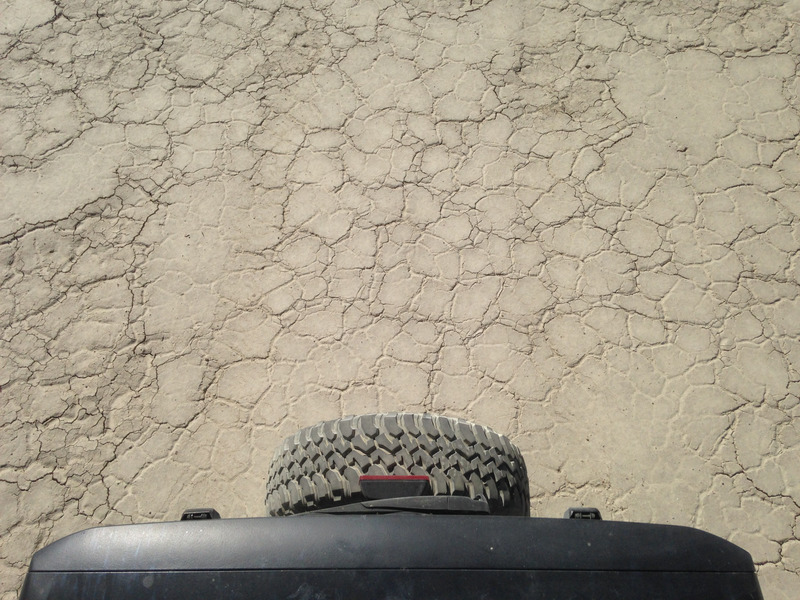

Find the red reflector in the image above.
[
  {"left": 358, "top": 475, "right": 433, "bottom": 499},
  {"left": 359, "top": 475, "right": 430, "bottom": 481}
]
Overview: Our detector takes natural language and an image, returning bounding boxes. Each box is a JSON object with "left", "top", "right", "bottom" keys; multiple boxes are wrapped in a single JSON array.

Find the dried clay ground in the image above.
[{"left": 1, "top": 1, "right": 800, "bottom": 598}]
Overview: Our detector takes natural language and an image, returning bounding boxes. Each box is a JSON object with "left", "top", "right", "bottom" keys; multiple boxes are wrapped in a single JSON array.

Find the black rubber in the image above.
[{"left": 265, "top": 413, "right": 530, "bottom": 516}]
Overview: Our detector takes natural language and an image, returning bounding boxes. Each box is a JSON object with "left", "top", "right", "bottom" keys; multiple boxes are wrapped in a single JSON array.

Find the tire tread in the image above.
[{"left": 266, "top": 413, "right": 529, "bottom": 516}]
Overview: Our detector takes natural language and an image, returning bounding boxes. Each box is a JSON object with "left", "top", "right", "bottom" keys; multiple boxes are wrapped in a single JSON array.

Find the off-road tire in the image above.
[{"left": 265, "top": 413, "right": 530, "bottom": 516}]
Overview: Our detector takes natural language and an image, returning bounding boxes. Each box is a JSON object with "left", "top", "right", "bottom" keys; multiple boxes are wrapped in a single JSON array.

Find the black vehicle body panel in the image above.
[{"left": 21, "top": 514, "right": 763, "bottom": 600}]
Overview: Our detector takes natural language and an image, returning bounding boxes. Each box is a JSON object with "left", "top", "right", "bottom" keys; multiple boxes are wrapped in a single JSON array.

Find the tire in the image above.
[{"left": 265, "top": 413, "right": 530, "bottom": 516}]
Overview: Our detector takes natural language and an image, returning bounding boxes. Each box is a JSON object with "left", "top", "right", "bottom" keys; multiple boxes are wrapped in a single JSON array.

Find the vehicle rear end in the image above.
[{"left": 20, "top": 512, "right": 763, "bottom": 600}]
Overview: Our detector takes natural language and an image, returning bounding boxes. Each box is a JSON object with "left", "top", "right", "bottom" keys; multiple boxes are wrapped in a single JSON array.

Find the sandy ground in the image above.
[{"left": 2, "top": 0, "right": 799, "bottom": 597}]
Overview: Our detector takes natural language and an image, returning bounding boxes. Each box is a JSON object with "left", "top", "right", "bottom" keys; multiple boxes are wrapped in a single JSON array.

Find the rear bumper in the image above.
[
  {"left": 21, "top": 569, "right": 765, "bottom": 600},
  {"left": 21, "top": 514, "right": 763, "bottom": 600}
]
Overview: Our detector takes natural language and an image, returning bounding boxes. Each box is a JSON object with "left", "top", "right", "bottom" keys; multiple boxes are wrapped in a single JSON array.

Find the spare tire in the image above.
[{"left": 265, "top": 413, "right": 529, "bottom": 516}]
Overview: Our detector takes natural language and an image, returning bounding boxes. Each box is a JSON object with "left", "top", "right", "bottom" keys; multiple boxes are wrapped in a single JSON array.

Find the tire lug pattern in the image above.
[
  {"left": 266, "top": 413, "right": 530, "bottom": 516},
  {"left": 400, "top": 413, "right": 420, "bottom": 436},
  {"left": 357, "top": 414, "right": 379, "bottom": 438},
  {"left": 375, "top": 432, "right": 401, "bottom": 453},
  {"left": 366, "top": 463, "right": 388, "bottom": 476},
  {"left": 352, "top": 434, "right": 375, "bottom": 454},
  {"left": 383, "top": 414, "right": 404, "bottom": 437}
]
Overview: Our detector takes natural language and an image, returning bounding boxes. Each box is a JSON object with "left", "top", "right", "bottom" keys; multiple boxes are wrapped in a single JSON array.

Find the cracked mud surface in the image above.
[{"left": 1, "top": 0, "right": 799, "bottom": 597}]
